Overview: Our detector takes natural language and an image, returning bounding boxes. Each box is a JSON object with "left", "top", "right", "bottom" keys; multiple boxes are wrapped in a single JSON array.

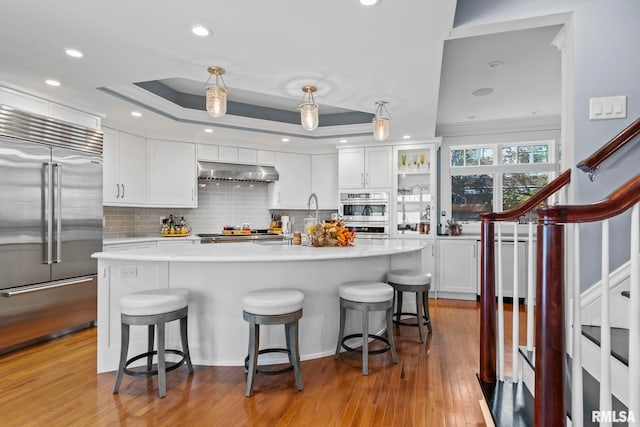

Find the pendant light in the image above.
[
  {"left": 205, "top": 66, "right": 227, "bottom": 118},
  {"left": 373, "top": 101, "right": 390, "bottom": 141},
  {"left": 299, "top": 85, "right": 319, "bottom": 131}
]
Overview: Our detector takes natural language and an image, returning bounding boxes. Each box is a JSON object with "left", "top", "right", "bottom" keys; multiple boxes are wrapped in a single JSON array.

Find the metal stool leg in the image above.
[
  {"left": 423, "top": 290, "right": 432, "bottom": 333},
  {"left": 245, "top": 322, "right": 260, "bottom": 397},
  {"left": 180, "top": 315, "right": 194, "bottom": 373},
  {"left": 285, "top": 320, "right": 304, "bottom": 391},
  {"left": 334, "top": 304, "right": 346, "bottom": 359},
  {"left": 147, "top": 324, "right": 155, "bottom": 371},
  {"left": 386, "top": 305, "right": 398, "bottom": 363},
  {"left": 396, "top": 291, "right": 404, "bottom": 324},
  {"left": 415, "top": 291, "right": 425, "bottom": 343},
  {"left": 362, "top": 304, "right": 369, "bottom": 375},
  {"left": 157, "top": 321, "right": 166, "bottom": 398},
  {"left": 113, "top": 322, "right": 130, "bottom": 394}
]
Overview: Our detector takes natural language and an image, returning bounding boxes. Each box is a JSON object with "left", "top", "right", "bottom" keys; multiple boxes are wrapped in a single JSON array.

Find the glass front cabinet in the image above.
[{"left": 392, "top": 143, "right": 438, "bottom": 239}]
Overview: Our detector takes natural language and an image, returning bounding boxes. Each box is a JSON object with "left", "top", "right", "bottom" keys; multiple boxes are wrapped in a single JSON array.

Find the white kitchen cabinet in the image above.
[
  {"left": 268, "top": 152, "right": 311, "bottom": 209},
  {"left": 437, "top": 238, "right": 478, "bottom": 299},
  {"left": 476, "top": 240, "right": 528, "bottom": 300},
  {"left": 338, "top": 146, "right": 392, "bottom": 189},
  {"left": 147, "top": 140, "right": 197, "bottom": 207},
  {"left": 197, "top": 144, "right": 219, "bottom": 161},
  {"left": 103, "top": 129, "right": 147, "bottom": 206},
  {"left": 257, "top": 150, "right": 275, "bottom": 166},
  {"left": 311, "top": 153, "right": 338, "bottom": 209},
  {"left": 238, "top": 148, "right": 257, "bottom": 164},
  {"left": 219, "top": 146, "right": 239, "bottom": 162}
]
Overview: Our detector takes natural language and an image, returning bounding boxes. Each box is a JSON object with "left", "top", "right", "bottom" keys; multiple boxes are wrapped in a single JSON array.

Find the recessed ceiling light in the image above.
[
  {"left": 65, "top": 49, "right": 83, "bottom": 58},
  {"left": 360, "top": 0, "right": 380, "bottom": 5},
  {"left": 204, "top": 128, "right": 214, "bottom": 133},
  {"left": 488, "top": 61, "right": 503, "bottom": 69},
  {"left": 472, "top": 88, "right": 494, "bottom": 97},
  {"left": 281, "top": 138, "right": 290, "bottom": 142},
  {"left": 192, "top": 25, "right": 210, "bottom": 37},
  {"left": 339, "top": 139, "right": 348, "bottom": 143},
  {"left": 130, "top": 111, "right": 142, "bottom": 117},
  {"left": 45, "top": 79, "right": 61, "bottom": 87},
  {"left": 402, "top": 135, "right": 411, "bottom": 139}
]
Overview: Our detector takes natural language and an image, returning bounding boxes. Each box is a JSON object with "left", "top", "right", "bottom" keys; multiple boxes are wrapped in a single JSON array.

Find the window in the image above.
[{"left": 448, "top": 141, "right": 556, "bottom": 222}]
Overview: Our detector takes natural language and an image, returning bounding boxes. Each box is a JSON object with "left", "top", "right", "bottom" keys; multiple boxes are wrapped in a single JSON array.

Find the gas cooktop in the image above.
[{"left": 198, "top": 231, "right": 283, "bottom": 243}]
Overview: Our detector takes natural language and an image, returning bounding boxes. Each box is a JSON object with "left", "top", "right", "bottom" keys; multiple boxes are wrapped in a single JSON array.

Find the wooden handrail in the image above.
[
  {"left": 538, "top": 172, "right": 640, "bottom": 223},
  {"left": 576, "top": 117, "right": 640, "bottom": 176},
  {"left": 481, "top": 169, "right": 571, "bottom": 222}
]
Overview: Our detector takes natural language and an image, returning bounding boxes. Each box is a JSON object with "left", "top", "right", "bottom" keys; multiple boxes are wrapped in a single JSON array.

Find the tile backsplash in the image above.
[{"left": 103, "top": 181, "right": 337, "bottom": 238}]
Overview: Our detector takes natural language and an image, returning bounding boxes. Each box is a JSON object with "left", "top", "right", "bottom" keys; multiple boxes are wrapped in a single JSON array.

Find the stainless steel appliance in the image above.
[
  {"left": 0, "top": 105, "right": 103, "bottom": 354},
  {"left": 198, "top": 231, "right": 284, "bottom": 243},
  {"left": 339, "top": 191, "right": 390, "bottom": 239}
]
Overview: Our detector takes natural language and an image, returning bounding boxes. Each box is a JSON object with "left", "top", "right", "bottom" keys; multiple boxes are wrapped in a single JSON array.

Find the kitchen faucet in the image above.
[{"left": 307, "top": 192, "right": 319, "bottom": 222}]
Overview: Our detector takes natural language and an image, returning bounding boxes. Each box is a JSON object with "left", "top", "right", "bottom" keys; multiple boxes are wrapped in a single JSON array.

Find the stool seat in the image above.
[
  {"left": 242, "top": 288, "right": 304, "bottom": 316},
  {"left": 387, "top": 270, "right": 432, "bottom": 286},
  {"left": 339, "top": 281, "right": 394, "bottom": 303},
  {"left": 120, "top": 289, "right": 189, "bottom": 316}
]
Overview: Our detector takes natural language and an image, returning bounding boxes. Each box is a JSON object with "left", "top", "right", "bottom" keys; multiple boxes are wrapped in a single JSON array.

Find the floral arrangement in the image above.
[
  {"left": 446, "top": 219, "right": 462, "bottom": 236},
  {"left": 308, "top": 220, "right": 356, "bottom": 247}
]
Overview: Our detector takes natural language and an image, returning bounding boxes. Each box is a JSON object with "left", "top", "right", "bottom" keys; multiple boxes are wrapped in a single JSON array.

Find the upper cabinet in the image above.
[
  {"left": 197, "top": 144, "right": 275, "bottom": 166},
  {"left": 268, "top": 152, "right": 311, "bottom": 209},
  {"left": 338, "top": 146, "right": 392, "bottom": 189},
  {"left": 103, "top": 128, "right": 147, "bottom": 206},
  {"left": 147, "top": 140, "right": 197, "bottom": 208},
  {"left": 311, "top": 153, "right": 338, "bottom": 209}
]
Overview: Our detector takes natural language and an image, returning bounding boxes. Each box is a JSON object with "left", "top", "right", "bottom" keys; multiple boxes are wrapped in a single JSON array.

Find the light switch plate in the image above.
[{"left": 589, "top": 96, "right": 627, "bottom": 120}]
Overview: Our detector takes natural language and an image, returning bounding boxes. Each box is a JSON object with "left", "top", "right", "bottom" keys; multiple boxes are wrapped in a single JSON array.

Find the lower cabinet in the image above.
[{"left": 437, "top": 238, "right": 478, "bottom": 299}]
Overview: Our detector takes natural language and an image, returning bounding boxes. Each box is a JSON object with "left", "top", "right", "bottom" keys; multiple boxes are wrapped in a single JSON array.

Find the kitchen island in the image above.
[{"left": 92, "top": 240, "right": 427, "bottom": 373}]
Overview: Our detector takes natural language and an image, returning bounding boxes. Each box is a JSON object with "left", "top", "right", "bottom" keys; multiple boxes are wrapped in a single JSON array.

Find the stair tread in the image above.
[
  {"left": 477, "top": 376, "right": 533, "bottom": 427},
  {"left": 581, "top": 325, "right": 629, "bottom": 366}
]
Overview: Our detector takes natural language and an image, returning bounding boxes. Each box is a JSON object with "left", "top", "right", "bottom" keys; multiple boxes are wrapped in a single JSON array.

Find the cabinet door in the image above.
[
  {"left": 270, "top": 152, "right": 311, "bottom": 208},
  {"left": 238, "top": 148, "right": 257, "bottom": 164},
  {"left": 365, "top": 146, "right": 392, "bottom": 188},
  {"left": 257, "top": 150, "right": 275, "bottom": 166},
  {"left": 102, "top": 128, "right": 120, "bottom": 204},
  {"left": 312, "top": 154, "right": 338, "bottom": 209},
  {"left": 148, "top": 140, "right": 196, "bottom": 207},
  {"left": 219, "top": 146, "right": 239, "bottom": 163},
  {"left": 338, "top": 148, "right": 365, "bottom": 189},
  {"left": 438, "top": 239, "right": 478, "bottom": 295},
  {"left": 116, "top": 132, "right": 147, "bottom": 205},
  {"left": 197, "top": 144, "right": 219, "bottom": 161}
]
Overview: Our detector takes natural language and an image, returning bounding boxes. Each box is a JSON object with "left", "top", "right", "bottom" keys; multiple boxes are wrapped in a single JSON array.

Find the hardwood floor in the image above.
[{"left": 0, "top": 300, "right": 492, "bottom": 426}]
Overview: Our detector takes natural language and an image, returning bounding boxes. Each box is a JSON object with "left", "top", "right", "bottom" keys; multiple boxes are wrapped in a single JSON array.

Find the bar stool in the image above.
[
  {"left": 242, "top": 288, "right": 304, "bottom": 397},
  {"left": 113, "top": 288, "right": 193, "bottom": 398},
  {"left": 387, "top": 269, "right": 433, "bottom": 342},
  {"left": 334, "top": 281, "right": 398, "bottom": 375}
]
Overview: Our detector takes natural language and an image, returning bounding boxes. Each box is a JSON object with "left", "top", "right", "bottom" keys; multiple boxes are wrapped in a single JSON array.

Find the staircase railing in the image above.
[
  {"left": 535, "top": 174, "right": 640, "bottom": 426},
  {"left": 576, "top": 117, "right": 640, "bottom": 180},
  {"left": 479, "top": 169, "right": 571, "bottom": 386}
]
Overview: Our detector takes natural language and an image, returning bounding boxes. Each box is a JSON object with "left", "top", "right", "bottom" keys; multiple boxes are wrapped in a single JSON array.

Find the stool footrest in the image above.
[
  {"left": 244, "top": 348, "right": 294, "bottom": 376},
  {"left": 341, "top": 333, "right": 391, "bottom": 355},
  {"left": 124, "top": 349, "right": 187, "bottom": 377},
  {"left": 393, "top": 311, "right": 431, "bottom": 327}
]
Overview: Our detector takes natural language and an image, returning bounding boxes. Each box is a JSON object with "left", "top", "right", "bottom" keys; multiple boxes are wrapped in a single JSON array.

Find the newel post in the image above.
[
  {"left": 480, "top": 218, "right": 496, "bottom": 384},
  {"left": 535, "top": 221, "right": 566, "bottom": 426}
]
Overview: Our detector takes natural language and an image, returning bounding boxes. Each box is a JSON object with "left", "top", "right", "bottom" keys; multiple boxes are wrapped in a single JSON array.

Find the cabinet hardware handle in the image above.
[
  {"left": 116, "top": 183, "right": 120, "bottom": 199},
  {"left": 473, "top": 245, "right": 476, "bottom": 258},
  {"left": 361, "top": 173, "right": 364, "bottom": 186},
  {"left": 366, "top": 172, "right": 369, "bottom": 185},
  {"left": 122, "top": 184, "right": 125, "bottom": 198}
]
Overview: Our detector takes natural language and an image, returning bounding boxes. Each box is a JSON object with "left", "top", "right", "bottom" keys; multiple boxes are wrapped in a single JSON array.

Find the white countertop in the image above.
[{"left": 92, "top": 239, "right": 427, "bottom": 262}]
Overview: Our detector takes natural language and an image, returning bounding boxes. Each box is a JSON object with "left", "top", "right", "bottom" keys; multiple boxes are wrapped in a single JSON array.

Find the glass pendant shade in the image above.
[
  {"left": 300, "top": 103, "right": 319, "bottom": 131},
  {"left": 373, "top": 116, "right": 390, "bottom": 141},
  {"left": 206, "top": 86, "right": 227, "bottom": 118},
  {"left": 372, "top": 101, "right": 390, "bottom": 141}
]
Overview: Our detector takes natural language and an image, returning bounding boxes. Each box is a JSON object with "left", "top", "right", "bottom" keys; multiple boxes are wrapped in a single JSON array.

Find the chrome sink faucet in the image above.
[{"left": 308, "top": 192, "right": 319, "bottom": 222}]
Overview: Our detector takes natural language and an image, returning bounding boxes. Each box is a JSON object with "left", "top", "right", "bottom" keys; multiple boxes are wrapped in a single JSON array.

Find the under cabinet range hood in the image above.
[{"left": 197, "top": 161, "right": 279, "bottom": 182}]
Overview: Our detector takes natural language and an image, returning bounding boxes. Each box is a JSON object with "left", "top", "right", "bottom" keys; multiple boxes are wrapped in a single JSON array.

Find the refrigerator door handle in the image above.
[
  {"left": 53, "top": 163, "right": 62, "bottom": 263},
  {"left": 44, "top": 162, "right": 53, "bottom": 265},
  {"left": 0, "top": 276, "right": 95, "bottom": 297}
]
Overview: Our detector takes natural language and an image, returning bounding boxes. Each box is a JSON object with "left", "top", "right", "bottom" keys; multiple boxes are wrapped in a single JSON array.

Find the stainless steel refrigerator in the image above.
[{"left": 0, "top": 105, "right": 103, "bottom": 354}]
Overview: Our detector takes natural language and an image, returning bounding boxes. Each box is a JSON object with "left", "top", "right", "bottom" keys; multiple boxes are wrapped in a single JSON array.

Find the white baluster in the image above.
[
  {"left": 497, "top": 222, "right": 505, "bottom": 381},
  {"left": 512, "top": 222, "right": 519, "bottom": 381},
  {"left": 600, "top": 219, "right": 612, "bottom": 425},
  {"left": 572, "top": 223, "right": 583, "bottom": 427},
  {"left": 527, "top": 220, "right": 535, "bottom": 350},
  {"left": 629, "top": 203, "right": 640, "bottom": 418}
]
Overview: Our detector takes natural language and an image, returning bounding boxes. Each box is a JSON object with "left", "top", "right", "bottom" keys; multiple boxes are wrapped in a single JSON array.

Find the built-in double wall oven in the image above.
[{"left": 339, "top": 191, "right": 389, "bottom": 239}]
